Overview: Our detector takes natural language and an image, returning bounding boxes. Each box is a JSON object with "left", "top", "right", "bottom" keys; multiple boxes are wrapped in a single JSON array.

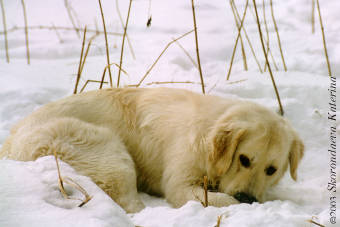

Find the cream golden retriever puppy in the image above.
[{"left": 0, "top": 87, "right": 304, "bottom": 213}]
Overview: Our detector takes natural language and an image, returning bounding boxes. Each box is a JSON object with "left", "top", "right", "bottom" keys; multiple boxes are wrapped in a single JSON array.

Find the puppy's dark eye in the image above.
[
  {"left": 239, "top": 155, "right": 250, "bottom": 168},
  {"left": 265, "top": 166, "right": 277, "bottom": 176}
]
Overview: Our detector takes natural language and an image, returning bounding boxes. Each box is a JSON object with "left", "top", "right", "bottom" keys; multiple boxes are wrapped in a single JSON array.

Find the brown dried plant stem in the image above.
[
  {"left": 0, "top": 25, "right": 122, "bottom": 36},
  {"left": 311, "top": 0, "right": 315, "bottom": 33},
  {"left": 146, "top": 81, "right": 199, "bottom": 86},
  {"left": 191, "top": 0, "right": 205, "bottom": 94},
  {"left": 73, "top": 27, "right": 87, "bottom": 95},
  {"left": 315, "top": 0, "right": 332, "bottom": 77},
  {"left": 252, "top": 0, "right": 283, "bottom": 116},
  {"left": 98, "top": 0, "right": 113, "bottom": 87},
  {"left": 117, "top": 0, "right": 133, "bottom": 87},
  {"left": 64, "top": 0, "right": 80, "bottom": 38},
  {"left": 270, "top": 0, "right": 287, "bottom": 71},
  {"left": 21, "top": 0, "right": 30, "bottom": 65},
  {"left": 203, "top": 176, "right": 208, "bottom": 207},
  {"left": 80, "top": 80, "right": 108, "bottom": 93},
  {"left": 115, "top": 0, "right": 135, "bottom": 60},
  {"left": 231, "top": 0, "right": 262, "bottom": 73},
  {"left": 0, "top": 0, "right": 9, "bottom": 63},
  {"left": 226, "top": 0, "right": 249, "bottom": 80},
  {"left": 136, "top": 30, "right": 194, "bottom": 87},
  {"left": 230, "top": 0, "right": 247, "bottom": 71},
  {"left": 173, "top": 38, "right": 198, "bottom": 68}
]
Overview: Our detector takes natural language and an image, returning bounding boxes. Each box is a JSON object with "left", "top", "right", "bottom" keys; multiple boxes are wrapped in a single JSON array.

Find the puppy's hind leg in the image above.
[{"left": 8, "top": 118, "right": 145, "bottom": 213}]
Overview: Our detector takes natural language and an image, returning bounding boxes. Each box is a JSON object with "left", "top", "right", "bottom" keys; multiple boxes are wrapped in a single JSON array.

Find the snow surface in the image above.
[{"left": 0, "top": 0, "right": 339, "bottom": 226}]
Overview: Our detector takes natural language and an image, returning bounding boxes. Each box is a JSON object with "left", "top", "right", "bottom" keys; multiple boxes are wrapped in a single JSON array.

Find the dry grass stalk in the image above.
[
  {"left": 136, "top": 30, "right": 194, "bottom": 87},
  {"left": 73, "top": 26, "right": 87, "bottom": 95},
  {"left": 147, "top": 0, "right": 152, "bottom": 27},
  {"left": 252, "top": 0, "right": 284, "bottom": 116},
  {"left": 117, "top": 0, "right": 133, "bottom": 88},
  {"left": 52, "top": 148, "right": 92, "bottom": 207},
  {"left": 226, "top": 0, "right": 249, "bottom": 80},
  {"left": 173, "top": 38, "right": 198, "bottom": 68},
  {"left": 100, "top": 62, "right": 129, "bottom": 89},
  {"left": 0, "top": 25, "right": 122, "bottom": 36},
  {"left": 191, "top": 0, "right": 205, "bottom": 94},
  {"left": 80, "top": 34, "right": 98, "bottom": 74},
  {"left": 115, "top": 0, "right": 136, "bottom": 60},
  {"left": 230, "top": 0, "right": 247, "bottom": 71},
  {"left": 0, "top": 0, "right": 9, "bottom": 63},
  {"left": 98, "top": 0, "right": 113, "bottom": 87},
  {"left": 146, "top": 81, "right": 200, "bottom": 86},
  {"left": 203, "top": 175, "right": 208, "bottom": 207},
  {"left": 51, "top": 23, "right": 64, "bottom": 43},
  {"left": 311, "top": 0, "right": 315, "bottom": 33},
  {"left": 64, "top": 0, "right": 80, "bottom": 38},
  {"left": 270, "top": 0, "right": 287, "bottom": 71},
  {"left": 231, "top": 0, "right": 262, "bottom": 73},
  {"left": 21, "top": 0, "right": 30, "bottom": 65},
  {"left": 215, "top": 215, "right": 222, "bottom": 227},
  {"left": 308, "top": 219, "right": 325, "bottom": 227},
  {"left": 315, "top": 0, "right": 332, "bottom": 77},
  {"left": 80, "top": 80, "right": 108, "bottom": 93}
]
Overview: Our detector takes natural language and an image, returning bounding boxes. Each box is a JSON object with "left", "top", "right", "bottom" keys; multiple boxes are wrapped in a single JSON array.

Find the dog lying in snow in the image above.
[{"left": 0, "top": 87, "right": 304, "bottom": 213}]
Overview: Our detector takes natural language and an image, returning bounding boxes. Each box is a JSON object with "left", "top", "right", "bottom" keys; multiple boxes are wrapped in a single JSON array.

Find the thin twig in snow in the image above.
[
  {"left": 191, "top": 0, "right": 205, "bottom": 94},
  {"left": 226, "top": 0, "right": 249, "bottom": 80},
  {"left": 253, "top": 0, "right": 284, "bottom": 116},
  {"left": 64, "top": 0, "right": 80, "bottom": 38},
  {"left": 98, "top": 0, "right": 113, "bottom": 87},
  {"left": 73, "top": 26, "right": 87, "bottom": 95},
  {"left": 21, "top": 0, "right": 30, "bottom": 65},
  {"left": 136, "top": 30, "right": 194, "bottom": 87},
  {"left": 0, "top": 0, "right": 9, "bottom": 63},
  {"left": 315, "top": 0, "right": 332, "bottom": 77},
  {"left": 117, "top": 0, "right": 133, "bottom": 87}
]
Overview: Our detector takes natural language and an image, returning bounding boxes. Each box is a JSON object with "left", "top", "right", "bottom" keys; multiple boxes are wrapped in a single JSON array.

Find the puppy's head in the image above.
[{"left": 207, "top": 104, "right": 304, "bottom": 204}]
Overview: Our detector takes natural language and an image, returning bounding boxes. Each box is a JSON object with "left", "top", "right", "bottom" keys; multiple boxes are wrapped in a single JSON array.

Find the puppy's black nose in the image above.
[{"left": 234, "top": 192, "right": 258, "bottom": 204}]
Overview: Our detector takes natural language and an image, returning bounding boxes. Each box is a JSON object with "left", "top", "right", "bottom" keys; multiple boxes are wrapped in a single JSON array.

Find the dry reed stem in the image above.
[
  {"left": 226, "top": 0, "right": 249, "bottom": 80},
  {"left": 0, "top": 0, "right": 9, "bottom": 63},
  {"left": 64, "top": 0, "right": 80, "bottom": 38},
  {"left": 0, "top": 25, "right": 122, "bottom": 36},
  {"left": 308, "top": 219, "right": 325, "bottom": 227},
  {"left": 311, "top": 0, "right": 315, "bottom": 33},
  {"left": 100, "top": 62, "right": 129, "bottom": 89},
  {"left": 191, "top": 0, "right": 205, "bottom": 94},
  {"left": 21, "top": 0, "right": 30, "bottom": 65},
  {"left": 231, "top": 0, "right": 262, "bottom": 73},
  {"left": 80, "top": 34, "right": 97, "bottom": 74},
  {"left": 117, "top": 0, "right": 133, "bottom": 88},
  {"left": 80, "top": 80, "right": 108, "bottom": 93},
  {"left": 315, "top": 0, "right": 332, "bottom": 77},
  {"left": 52, "top": 148, "right": 92, "bottom": 207},
  {"left": 136, "top": 30, "right": 194, "bottom": 87},
  {"left": 215, "top": 215, "right": 222, "bottom": 227},
  {"left": 173, "top": 38, "right": 198, "bottom": 68},
  {"left": 115, "top": 0, "right": 136, "bottom": 60},
  {"left": 230, "top": 0, "right": 248, "bottom": 71},
  {"left": 253, "top": 0, "right": 284, "bottom": 116},
  {"left": 146, "top": 81, "right": 200, "bottom": 86},
  {"left": 51, "top": 23, "right": 64, "bottom": 43},
  {"left": 147, "top": 0, "right": 152, "bottom": 26},
  {"left": 203, "top": 176, "right": 208, "bottom": 207},
  {"left": 73, "top": 26, "right": 87, "bottom": 95},
  {"left": 270, "top": 0, "right": 287, "bottom": 71},
  {"left": 52, "top": 148, "right": 68, "bottom": 199},
  {"left": 98, "top": 0, "right": 113, "bottom": 87}
]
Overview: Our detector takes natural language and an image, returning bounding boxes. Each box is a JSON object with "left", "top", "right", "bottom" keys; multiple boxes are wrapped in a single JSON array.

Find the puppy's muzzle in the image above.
[{"left": 234, "top": 192, "right": 258, "bottom": 204}]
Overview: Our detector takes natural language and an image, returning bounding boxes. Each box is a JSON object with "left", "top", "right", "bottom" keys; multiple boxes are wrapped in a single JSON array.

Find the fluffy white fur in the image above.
[{"left": 0, "top": 87, "right": 304, "bottom": 213}]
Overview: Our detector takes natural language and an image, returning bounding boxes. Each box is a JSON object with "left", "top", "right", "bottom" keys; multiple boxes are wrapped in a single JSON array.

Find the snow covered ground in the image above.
[{"left": 0, "top": 0, "right": 339, "bottom": 226}]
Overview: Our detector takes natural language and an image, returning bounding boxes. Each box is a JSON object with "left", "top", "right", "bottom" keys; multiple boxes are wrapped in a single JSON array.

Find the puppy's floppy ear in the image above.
[
  {"left": 289, "top": 136, "right": 304, "bottom": 181},
  {"left": 209, "top": 123, "right": 245, "bottom": 176}
]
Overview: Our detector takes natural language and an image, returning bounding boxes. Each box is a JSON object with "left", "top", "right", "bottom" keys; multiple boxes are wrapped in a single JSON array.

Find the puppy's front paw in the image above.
[{"left": 207, "top": 192, "right": 239, "bottom": 207}]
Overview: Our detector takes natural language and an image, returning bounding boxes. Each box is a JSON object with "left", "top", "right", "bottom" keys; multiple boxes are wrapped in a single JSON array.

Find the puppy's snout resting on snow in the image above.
[{"left": 0, "top": 87, "right": 304, "bottom": 213}]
